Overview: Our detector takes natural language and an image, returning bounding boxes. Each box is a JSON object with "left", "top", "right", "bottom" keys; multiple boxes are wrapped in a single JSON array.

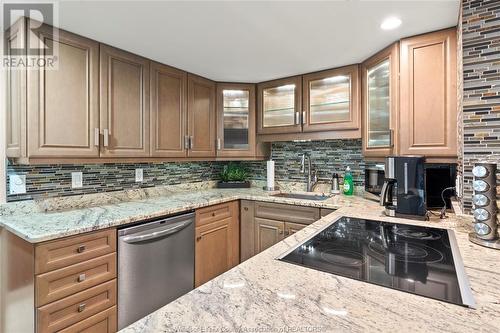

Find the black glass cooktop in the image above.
[{"left": 279, "top": 216, "right": 474, "bottom": 307}]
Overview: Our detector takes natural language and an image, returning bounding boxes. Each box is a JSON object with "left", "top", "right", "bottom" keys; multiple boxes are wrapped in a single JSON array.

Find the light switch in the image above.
[
  {"left": 71, "top": 172, "right": 83, "bottom": 188},
  {"left": 135, "top": 168, "right": 143, "bottom": 182},
  {"left": 9, "top": 174, "right": 26, "bottom": 194}
]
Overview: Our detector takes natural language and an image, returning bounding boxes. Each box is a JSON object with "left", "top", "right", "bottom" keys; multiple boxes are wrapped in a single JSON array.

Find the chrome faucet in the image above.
[{"left": 300, "top": 153, "right": 318, "bottom": 192}]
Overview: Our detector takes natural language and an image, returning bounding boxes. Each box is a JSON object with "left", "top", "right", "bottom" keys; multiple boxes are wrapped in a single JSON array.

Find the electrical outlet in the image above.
[
  {"left": 71, "top": 172, "right": 83, "bottom": 188},
  {"left": 135, "top": 168, "right": 143, "bottom": 182},
  {"left": 9, "top": 174, "right": 26, "bottom": 194}
]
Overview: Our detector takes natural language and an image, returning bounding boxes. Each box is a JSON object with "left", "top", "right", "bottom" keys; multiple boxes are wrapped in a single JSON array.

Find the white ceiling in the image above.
[{"left": 55, "top": 0, "right": 459, "bottom": 83}]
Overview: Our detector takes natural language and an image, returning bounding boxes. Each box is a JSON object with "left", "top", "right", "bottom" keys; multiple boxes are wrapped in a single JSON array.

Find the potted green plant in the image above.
[{"left": 217, "top": 163, "right": 251, "bottom": 188}]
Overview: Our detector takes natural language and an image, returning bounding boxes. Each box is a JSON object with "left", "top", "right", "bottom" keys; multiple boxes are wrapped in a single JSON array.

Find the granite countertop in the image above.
[
  {"left": 0, "top": 182, "right": 365, "bottom": 243},
  {"left": 121, "top": 204, "right": 500, "bottom": 333},
  {"left": 1, "top": 183, "right": 498, "bottom": 332}
]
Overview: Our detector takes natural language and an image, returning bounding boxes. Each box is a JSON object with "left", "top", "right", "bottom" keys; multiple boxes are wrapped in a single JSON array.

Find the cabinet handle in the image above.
[
  {"left": 216, "top": 138, "right": 221, "bottom": 150},
  {"left": 184, "top": 135, "right": 190, "bottom": 150},
  {"left": 243, "top": 207, "right": 248, "bottom": 211},
  {"left": 212, "top": 212, "right": 216, "bottom": 217},
  {"left": 77, "top": 245, "right": 86, "bottom": 253},
  {"left": 279, "top": 229, "right": 284, "bottom": 235},
  {"left": 196, "top": 236, "right": 202, "bottom": 241},
  {"left": 389, "top": 129, "right": 394, "bottom": 148},
  {"left": 94, "top": 128, "right": 100, "bottom": 147},
  {"left": 302, "top": 111, "right": 306, "bottom": 125},
  {"left": 189, "top": 136, "right": 194, "bottom": 150},
  {"left": 78, "top": 303, "right": 86, "bottom": 312},
  {"left": 77, "top": 273, "right": 86, "bottom": 282},
  {"left": 285, "top": 230, "right": 290, "bottom": 236},
  {"left": 103, "top": 129, "right": 109, "bottom": 147},
  {"left": 295, "top": 112, "right": 300, "bottom": 125}
]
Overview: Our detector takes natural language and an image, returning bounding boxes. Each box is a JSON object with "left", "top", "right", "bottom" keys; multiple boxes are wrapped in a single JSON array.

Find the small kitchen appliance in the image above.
[
  {"left": 279, "top": 216, "right": 475, "bottom": 307},
  {"left": 365, "top": 165, "right": 385, "bottom": 196},
  {"left": 380, "top": 156, "right": 427, "bottom": 220},
  {"left": 469, "top": 162, "right": 500, "bottom": 249}
]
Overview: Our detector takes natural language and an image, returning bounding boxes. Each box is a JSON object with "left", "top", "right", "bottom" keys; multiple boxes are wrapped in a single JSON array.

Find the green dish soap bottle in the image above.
[{"left": 343, "top": 166, "right": 354, "bottom": 196}]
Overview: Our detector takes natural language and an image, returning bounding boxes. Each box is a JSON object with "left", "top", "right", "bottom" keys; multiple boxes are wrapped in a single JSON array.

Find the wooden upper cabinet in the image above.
[
  {"left": 150, "top": 62, "right": 187, "bottom": 157},
  {"left": 302, "top": 65, "right": 360, "bottom": 132},
  {"left": 257, "top": 76, "right": 302, "bottom": 134},
  {"left": 216, "top": 83, "right": 256, "bottom": 157},
  {"left": 361, "top": 43, "right": 399, "bottom": 158},
  {"left": 5, "top": 18, "right": 26, "bottom": 158},
  {"left": 100, "top": 45, "right": 150, "bottom": 157},
  {"left": 26, "top": 21, "right": 100, "bottom": 158},
  {"left": 187, "top": 74, "right": 216, "bottom": 157},
  {"left": 399, "top": 28, "right": 457, "bottom": 158}
]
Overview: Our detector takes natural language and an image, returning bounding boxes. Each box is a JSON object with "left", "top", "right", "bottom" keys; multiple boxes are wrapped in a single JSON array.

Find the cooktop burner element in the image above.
[
  {"left": 392, "top": 226, "right": 442, "bottom": 241},
  {"left": 279, "top": 216, "right": 475, "bottom": 307},
  {"left": 367, "top": 241, "right": 444, "bottom": 264},
  {"left": 320, "top": 249, "right": 366, "bottom": 266}
]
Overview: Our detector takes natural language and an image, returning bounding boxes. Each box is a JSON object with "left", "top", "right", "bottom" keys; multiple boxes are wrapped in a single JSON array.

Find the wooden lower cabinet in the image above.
[
  {"left": 34, "top": 232, "right": 118, "bottom": 333},
  {"left": 253, "top": 201, "right": 320, "bottom": 225},
  {"left": 285, "top": 222, "right": 306, "bottom": 236},
  {"left": 195, "top": 201, "right": 240, "bottom": 287},
  {"left": 35, "top": 229, "right": 116, "bottom": 275},
  {"left": 254, "top": 219, "right": 307, "bottom": 253},
  {"left": 320, "top": 208, "right": 336, "bottom": 217},
  {"left": 240, "top": 200, "right": 256, "bottom": 262},
  {"left": 0, "top": 229, "right": 118, "bottom": 333},
  {"left": 243, "top": 202, "right": 322, "bottom": 259},
  {"left": 254, "top": 217, "right": 285, "bottom": 253},
  {"left": 37, "top": 280, "right": 117, "bottom": 333},
  {"left": 58, "top": 306, "right": 117, "bottom": 333},
  {"left": 36, "top": 253, "right": 117, "bottom": 306}
]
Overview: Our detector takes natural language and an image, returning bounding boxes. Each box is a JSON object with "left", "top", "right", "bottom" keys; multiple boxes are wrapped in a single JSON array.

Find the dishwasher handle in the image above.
[{"left": 121, "top": 220, "right": 193, "bottom": 244}]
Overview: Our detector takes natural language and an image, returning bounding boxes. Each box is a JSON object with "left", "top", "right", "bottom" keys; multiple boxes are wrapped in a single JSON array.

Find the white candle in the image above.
[{"left": 267, "top": 160, "right": 275, "bottom": 189}]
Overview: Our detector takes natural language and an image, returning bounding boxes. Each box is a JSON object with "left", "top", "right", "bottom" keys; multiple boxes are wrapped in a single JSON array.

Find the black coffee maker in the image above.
[{"left": 380, "top": 156, "right": 427, "bottom": 220}]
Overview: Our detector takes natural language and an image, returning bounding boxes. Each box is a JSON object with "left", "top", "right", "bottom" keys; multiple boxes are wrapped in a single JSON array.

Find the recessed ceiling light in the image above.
[{"left": 381, "top": 17, "right": 402, "bottom": 30}]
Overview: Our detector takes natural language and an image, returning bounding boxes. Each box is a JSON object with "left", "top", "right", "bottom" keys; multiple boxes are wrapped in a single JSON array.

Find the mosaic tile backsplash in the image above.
[
  {"left": 459, "top": 0, "right": 500, "bottom": 212},
  {"left": 6, "top": 161, "right": 224, "bottom": 201},
  {"left": 243, "top": 139, "right": 365, "bottom": 185},
  {"left": 6, "top": 139, "right": 365, "bottom": 202}
]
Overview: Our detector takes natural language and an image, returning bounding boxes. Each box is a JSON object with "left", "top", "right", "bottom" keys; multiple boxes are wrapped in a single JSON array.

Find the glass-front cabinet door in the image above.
[
  {"left": 217, "top": 83, "right": 256, "bottom": 157},
  {"left": 302, "top": 65, "right": 360, "bottom": 132},
  {"left": 361, "top": 43, "right": 399, "bottom": 158},
  {"left": 257, "top": 76, "right": 302, "bottom": 134}
]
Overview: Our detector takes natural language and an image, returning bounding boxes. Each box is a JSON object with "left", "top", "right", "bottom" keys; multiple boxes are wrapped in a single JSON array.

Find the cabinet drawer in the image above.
[
  {"left": 196, "top": 201, "right": 236, "bottom": 227},
  {"left": 58, "top": 306, "right": 117, "bottom": 333},
  {"left": 37, "top": 280, "right": 116, "bottom": 333},
  {"left": 254, "top": 202, "right": 320, "bottom": 225},
  {"left": 36, "top": 253, "right": 117, "bottom": 306},
  {"left": 35, "top": 229, "right": 116, "bottom": 274}
]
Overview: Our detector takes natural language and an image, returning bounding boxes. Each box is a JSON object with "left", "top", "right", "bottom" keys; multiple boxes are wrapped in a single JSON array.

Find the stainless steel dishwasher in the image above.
[{"left": 118, "top": 212, "right": 195, "bottom": 329}]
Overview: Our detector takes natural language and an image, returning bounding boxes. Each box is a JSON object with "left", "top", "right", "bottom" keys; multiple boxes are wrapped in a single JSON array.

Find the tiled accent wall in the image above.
[
  {"left": 6, "top": 161, "right": 223, "bottom": 201},
  {"left": 457, "top": 3, "right": 465, "bottom": 207},
  {"left": 243, "top": 139, "right": 365, "bottom": 186},
  {"left": 6, "top": 139, "right": 365, "bottom": 202},
  {"left": 460, "top": 0, "right": 500, "bottom": 212}
]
